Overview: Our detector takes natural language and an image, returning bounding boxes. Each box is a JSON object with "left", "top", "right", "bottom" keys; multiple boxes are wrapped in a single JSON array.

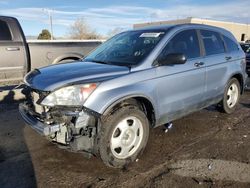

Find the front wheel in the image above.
[
  {"left": 220, "top": 78, "right": 240, "bottom": 114},
  {"left": 98, "top": 105, "right": 149, "bottom": 168}
]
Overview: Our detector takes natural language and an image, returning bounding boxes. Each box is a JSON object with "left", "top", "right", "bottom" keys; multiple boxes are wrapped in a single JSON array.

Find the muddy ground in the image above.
[{"left": 0, "top": 88, "right": 250, "bottom": 188}]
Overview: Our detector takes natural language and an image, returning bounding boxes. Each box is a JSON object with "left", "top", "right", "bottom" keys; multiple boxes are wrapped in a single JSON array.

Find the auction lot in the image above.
[{"left": 0, "top": 85, "right": 250, "bottom": 188}]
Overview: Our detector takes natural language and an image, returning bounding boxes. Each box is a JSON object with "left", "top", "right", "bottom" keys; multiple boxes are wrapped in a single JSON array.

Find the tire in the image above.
[
  {"left": 98, "top": 105, "right": 149, "bottom": 168},
  {"left": 220, "top": 78, "right": 240, "bottom": 114}
]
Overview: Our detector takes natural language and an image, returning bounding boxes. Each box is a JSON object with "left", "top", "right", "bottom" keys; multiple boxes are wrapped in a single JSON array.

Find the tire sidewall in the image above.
[
  {"left": 98, "top": 106, "right": 149, "bottom": 168},
  {"left": 223, "top": 78, "right": 240, "bottom": 114}
]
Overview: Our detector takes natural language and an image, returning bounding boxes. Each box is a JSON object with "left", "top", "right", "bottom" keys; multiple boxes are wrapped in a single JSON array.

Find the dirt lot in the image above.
[{"left": 0, "top": 88, "right": 250, "bottom": 188}]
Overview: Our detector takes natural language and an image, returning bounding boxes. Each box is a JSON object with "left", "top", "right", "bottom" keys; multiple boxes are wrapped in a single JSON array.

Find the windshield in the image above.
[
  {"left": 241, "top": 43, "right": 250, "bottom": 53},
  {"left": 84, "top": 30, "right": 167, "bottom": 66}
]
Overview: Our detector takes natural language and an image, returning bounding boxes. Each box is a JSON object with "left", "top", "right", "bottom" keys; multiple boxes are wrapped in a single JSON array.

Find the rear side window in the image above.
[
  {"left": 0, "top": 20, "right": 12, "bottom": 41},
  {"left": 160, "top": 29, "right": 200, "bottom": 59},
  {"left": 223, "top": 35, "right": 239, "bottom": 52},
  {"left": 201, "top": 30, "right": 225, "bottom": 56}
]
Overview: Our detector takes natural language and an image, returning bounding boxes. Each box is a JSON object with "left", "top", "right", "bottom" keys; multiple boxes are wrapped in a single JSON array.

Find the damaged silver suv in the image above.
[{"left": 20, "top": 24, "right": 247, "bottom": 168}]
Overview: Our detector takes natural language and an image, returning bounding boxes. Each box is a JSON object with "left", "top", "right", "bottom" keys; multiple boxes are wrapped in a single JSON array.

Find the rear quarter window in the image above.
[
  {"left": 201, "top": 30, "right": 225, "bottom": 56},
  {"left": 223, "top": 35, "right": 239, "bottom": 52},
  {"left": 0, "top": 20, "right": 12, "bottom": 41}
]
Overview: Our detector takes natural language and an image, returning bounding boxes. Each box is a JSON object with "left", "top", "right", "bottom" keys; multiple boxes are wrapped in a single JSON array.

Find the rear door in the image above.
[
  {"left": 223, "top": 35, "right": 245, "bottom": 72},
  {"left": 199, "top": 30, "right": 228, "bottom": 102},
  {"left": 155, "top": 29, "right": 206, "bottom": 123},
  {"left": 0, "top": 18, "right": 26, "bottom": 82}
]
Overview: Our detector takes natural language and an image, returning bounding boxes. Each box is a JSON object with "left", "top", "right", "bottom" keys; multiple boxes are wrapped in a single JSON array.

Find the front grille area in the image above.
[
  {"left": 22, "top": 85, "right": 48, "bottom": 117},
  {"left": 23, "top": 86, "right": 74, "bottom": 125},
  {"left": 31, "top": 91, "right": 45, "bottom": 115}
]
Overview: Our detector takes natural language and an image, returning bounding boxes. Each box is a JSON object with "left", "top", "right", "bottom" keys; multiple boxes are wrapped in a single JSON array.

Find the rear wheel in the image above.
[
  {"left": 220, "top": 78, "right": 240, "bottom": 114},
  {"left": 98, "top": 105, "right": 149, "bottom": 168}
]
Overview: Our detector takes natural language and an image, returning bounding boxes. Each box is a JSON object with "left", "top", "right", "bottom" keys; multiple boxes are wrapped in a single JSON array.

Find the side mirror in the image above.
[{"left": 156, "top": 53, "right": 187, "bottom": 66}]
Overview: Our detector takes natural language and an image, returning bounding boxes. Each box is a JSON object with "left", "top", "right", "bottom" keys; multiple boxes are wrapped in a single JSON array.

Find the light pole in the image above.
[{"left": 43, "top": 8, "right": 54, "bottom": 40}]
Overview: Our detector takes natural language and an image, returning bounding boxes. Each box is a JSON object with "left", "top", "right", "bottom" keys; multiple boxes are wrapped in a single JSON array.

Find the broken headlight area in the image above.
[{"left": 20, "top": 87, "right": 100, "bottom": 155}]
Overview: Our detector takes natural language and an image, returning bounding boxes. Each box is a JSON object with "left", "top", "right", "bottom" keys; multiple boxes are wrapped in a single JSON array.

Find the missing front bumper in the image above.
[
  {"left": 19, "top": 104, "right": 60, "bottom": 136},
  {"left": 19, "top": 103, "right": 99, "bottom": 154}
]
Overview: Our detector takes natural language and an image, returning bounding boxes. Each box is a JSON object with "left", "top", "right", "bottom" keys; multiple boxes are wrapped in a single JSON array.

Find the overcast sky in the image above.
[{"left": 0, "top": 0, "right": 249, "bottom": 37}]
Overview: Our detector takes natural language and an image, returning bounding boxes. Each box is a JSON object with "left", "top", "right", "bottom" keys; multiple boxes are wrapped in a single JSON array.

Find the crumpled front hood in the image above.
[{"left": 24, "top": 61, "right": 130, "bottom": 91}]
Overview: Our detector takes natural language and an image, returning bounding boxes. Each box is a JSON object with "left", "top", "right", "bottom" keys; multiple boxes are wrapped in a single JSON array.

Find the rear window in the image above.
[
  {"left": 0, "top": 20, "right": 12, "bottom": 41},
  {"left": 201, "top": 30, "right": 225, "bottom": 56},
  {"left": 223, "top": 35, "right": 239, "bottom": 52}
]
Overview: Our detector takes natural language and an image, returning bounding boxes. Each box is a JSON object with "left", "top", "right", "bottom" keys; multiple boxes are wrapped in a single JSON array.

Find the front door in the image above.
[
  {"left": 155, "top": 29, "right": 206, "bottom": 124},
  {"left": 0, "top": 18, "right": 26, "bottom": 83}
]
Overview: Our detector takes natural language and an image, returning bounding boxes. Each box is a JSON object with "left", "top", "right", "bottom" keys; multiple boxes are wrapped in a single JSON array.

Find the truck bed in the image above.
[
  {"left": 0, "top": 15, "right": 104, "bottom": 84},
  {"left": 27, "top": 40, "right": 104, "bottom": 69}
]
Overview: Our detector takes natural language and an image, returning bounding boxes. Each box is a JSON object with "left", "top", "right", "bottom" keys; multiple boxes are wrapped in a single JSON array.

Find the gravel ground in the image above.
[{"left": 0, "top": 88, "right": 250, "bottom": 188}]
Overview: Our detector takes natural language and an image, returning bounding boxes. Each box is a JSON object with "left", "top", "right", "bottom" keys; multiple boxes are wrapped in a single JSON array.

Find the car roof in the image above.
[
  {"left": 134, "top": 23, "right": 227, "bottom": 32},
  {"left": 133, "top": 23, "right": 234, "bottom": 40}
]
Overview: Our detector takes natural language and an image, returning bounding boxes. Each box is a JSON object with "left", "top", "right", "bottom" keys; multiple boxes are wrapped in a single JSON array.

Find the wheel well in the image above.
[
  {"left": 134, "top": 97, "right": 156, "bottom": 127},
  {"left": 106, "top": 97, "right": 156, "bottom": 127},
  {"left": 59, "top": 57, "right": 80, "bottom": 62},
  {"left": 232, "top": 74, "right": 244, "bottom": 94},
  {"left": 53, "top": 56, "right": 82, "bottom": 64}
]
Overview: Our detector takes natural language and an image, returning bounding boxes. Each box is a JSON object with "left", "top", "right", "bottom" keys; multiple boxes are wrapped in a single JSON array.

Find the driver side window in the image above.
[{"left": 159, "top": 29, "right": 200, "bottom": 60}]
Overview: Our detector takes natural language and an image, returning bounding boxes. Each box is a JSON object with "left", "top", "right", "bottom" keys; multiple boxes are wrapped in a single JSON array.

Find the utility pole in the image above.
[{"left": 43, "top": 8, "right": 54, "bottom": 40}]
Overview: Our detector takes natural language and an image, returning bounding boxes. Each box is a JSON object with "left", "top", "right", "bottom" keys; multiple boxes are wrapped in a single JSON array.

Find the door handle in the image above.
[
  {"left": 225, "top": 56, "right": 232, "bottom": 61},
  {"left": 194, "top": 62, "right": 204, "bottom": 67},
  {"left": 6, "top": 47, "right": 20, "bottom": 51}
]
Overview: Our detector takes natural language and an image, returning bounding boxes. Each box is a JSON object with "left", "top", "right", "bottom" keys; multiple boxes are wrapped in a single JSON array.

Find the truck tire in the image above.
[
  {"left": 98, "top": 105, "right": 149, "bottom": 168},
  {"left": 220, "top": 78, "right": 240, "bottom": 114}
]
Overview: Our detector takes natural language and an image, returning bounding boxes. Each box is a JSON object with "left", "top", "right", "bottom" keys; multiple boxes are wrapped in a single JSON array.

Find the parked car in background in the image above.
[
  {"left": 20, "top": 24, "right": 247, "bottom": 168},
  {"left": 240, "top": 43, "right": 250, "bottom": 75},
  {"left": 0, "top": 16, "right": 102, "bottom": 84}
]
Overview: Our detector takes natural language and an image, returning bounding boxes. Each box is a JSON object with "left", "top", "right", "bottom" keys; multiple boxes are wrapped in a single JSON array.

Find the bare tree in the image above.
[
  {"left": 68, "top": 18, "right": 100, "bottom": 39},
  {"left": 107, "top": 27, "right": 126, "bottom": 38}
]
